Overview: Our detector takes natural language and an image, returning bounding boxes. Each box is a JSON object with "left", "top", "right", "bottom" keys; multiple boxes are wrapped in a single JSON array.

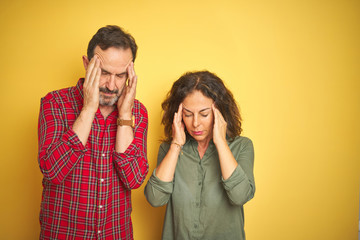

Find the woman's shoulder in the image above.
[
  {"left": 228, "top": 135, "right": 254, "bottom": 150},
  {"left": 230, "top": 135, "right": 252, "bottom": 143}
]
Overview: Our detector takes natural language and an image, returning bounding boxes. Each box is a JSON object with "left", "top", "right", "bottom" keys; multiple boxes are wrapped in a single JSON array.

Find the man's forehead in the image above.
[
  {"left": 94, "top": 46, "right": 133, "bottom": 61},
  {"left": 94, "top": 46, "right": 132, "bottom": 74}
]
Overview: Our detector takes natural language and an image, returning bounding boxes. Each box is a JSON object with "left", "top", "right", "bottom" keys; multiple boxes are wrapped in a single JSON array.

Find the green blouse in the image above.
[{"left": 144, "top": 136, "right": 255, "bottom": 240}]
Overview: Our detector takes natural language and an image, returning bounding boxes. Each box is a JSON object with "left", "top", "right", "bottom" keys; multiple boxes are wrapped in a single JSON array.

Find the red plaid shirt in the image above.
[{"left": 38, "top": 79, "right": 149, "bottom": 240}]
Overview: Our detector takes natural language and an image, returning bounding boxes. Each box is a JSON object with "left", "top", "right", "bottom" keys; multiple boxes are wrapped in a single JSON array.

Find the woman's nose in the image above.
[{"left": 193, "top": 116, "right": 200, "bottom": 128}]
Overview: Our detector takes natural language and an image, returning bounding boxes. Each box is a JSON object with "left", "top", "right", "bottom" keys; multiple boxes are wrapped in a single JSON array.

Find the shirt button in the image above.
[
  {"left": 194, "top": 224, "right": 198, "bottom": 228},
  {"left": 102, "top": 153, "right": 105, "bottom": 157},
  {"left": 97, "top": 230, "right": 101, "bottom": 234},
  {"left": 100, "top": 178, "right": 105, "bottom": 183},
  {"left": 198, "top": 182, "right": 202, "bottom": 185},
  {"left": 99, "top": 205, "right": 103, "bottom": 209}
]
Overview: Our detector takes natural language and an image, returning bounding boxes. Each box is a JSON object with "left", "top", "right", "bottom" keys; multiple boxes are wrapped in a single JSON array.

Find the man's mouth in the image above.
[
  {"left": 101, "top": 92, "right": 116, "bottom": 96},
  {"left": 99, "top": 87, "right": 119, "bottom": 95}
]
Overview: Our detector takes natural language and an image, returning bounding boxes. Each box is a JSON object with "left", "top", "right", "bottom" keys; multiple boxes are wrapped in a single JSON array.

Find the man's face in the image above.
[{"left": 93, "top": 46, "right": 133, "bottom": 106}]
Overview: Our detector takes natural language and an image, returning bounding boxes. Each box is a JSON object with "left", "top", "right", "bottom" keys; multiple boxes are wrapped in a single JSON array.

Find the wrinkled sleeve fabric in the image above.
[
  {"left": 144, "top": 143, "right": 173, "bottom": 207},
  {"left": 38, "top": 95, "right": 87, "bottom": 185},
  {"left": 222, "top": 137, "right": 255, "bottom": 206},
  {"left": 113, "top": 101, "right": 149, "bottom": 189}
]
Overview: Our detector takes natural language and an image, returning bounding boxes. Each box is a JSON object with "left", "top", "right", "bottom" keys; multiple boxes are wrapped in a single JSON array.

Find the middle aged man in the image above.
[{"left": 38, "top": 25, "right": 149, "bottom": 239}]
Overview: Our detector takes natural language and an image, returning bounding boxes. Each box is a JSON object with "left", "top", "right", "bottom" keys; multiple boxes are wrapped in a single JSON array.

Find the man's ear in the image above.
[{"left": 82, "top": 55, "right": 89, "bottom": 70}]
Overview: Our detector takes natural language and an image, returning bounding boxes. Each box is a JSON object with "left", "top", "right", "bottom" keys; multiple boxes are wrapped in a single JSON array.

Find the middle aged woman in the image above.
[{"left": 144, "top": 71, "right": 255, "bottom": 240}]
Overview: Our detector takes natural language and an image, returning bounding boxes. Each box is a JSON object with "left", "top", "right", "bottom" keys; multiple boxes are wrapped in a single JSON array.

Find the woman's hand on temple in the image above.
[
  {"left": 212, "top": 104, "right": 227, "bottom": 146},
  {"left": 172, "top": 103, "right": 186, "bottom": 146}
]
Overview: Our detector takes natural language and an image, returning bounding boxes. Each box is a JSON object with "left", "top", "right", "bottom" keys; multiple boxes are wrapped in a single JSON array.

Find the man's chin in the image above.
[
  {"left": 99, "top": 96, "right": 119, "bottom": 107},
  {"left": 99, "top": 102, "right": 114, "bottom": 107}
]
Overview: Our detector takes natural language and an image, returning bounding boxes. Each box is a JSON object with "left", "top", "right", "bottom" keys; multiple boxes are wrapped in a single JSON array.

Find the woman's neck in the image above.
[{"left": 197, "top": 139, "right": 211, "bottom": 159}]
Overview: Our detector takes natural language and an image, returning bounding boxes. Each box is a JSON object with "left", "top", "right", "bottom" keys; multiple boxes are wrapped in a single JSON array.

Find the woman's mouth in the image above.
[{"left": 192, "top": 131, "right": 203, "bottom": 136}]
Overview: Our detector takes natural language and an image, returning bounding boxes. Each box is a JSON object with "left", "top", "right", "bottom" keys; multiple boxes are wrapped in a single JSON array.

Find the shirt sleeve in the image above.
[
  {"left": 38, "top": 96, "right": 87, "bottom": 185},
  {"left": 144, "top": 143, "right": 173, "bottom": 207},
  {"left": 113, "top": 101, "right": 149, "bottom": 189},
  {"left": 222, "top": 137, "right": 255, "bottom": 206}
]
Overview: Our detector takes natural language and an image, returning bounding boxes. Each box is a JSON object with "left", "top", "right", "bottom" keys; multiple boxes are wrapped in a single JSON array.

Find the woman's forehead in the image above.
[{"left": 182, "top": 91, "right": 213, "bottom": 112}]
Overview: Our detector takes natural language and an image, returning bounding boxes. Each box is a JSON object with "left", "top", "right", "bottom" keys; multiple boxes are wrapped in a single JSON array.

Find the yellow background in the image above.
[{"left": 0, "top": 0, "right": 359, "bottom": 239}]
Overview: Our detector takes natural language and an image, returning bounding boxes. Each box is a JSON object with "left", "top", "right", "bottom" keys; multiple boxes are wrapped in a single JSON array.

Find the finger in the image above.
[
  {"left": 129, "top": 75, "right": 137, "bottom": 93},
  {"left": 129, "top": 61, "right": 135, "bottom": 76},
  {"left": 181, "top": 122, "right": 185, "bottom": 131},
  {"left": 126, "top": 61, "right": 134, "bottom": 87},
  {"left": 93, "top": 60, "right": 101, "bottom": 89},
  {"left": 174, "top": 105, "right": 180, "bottom": 123},
  {"left": 89, "top": 58, "right": 101, "bottom": 87},
  {"left": 177, "top": 103, "right": 183, "bottom": 123},
  {"left": 173, "top": 112, "right": 177, "bottom": 125},
  {"left": 176, "top": 112, "right": 180, "bottom": 124},
  {"left": 92, "top": 58, "right": 100, "bottom": 82},
  {"left": 216, "top": 108, "right": 226, "bottom": 123},
  {"left": 130, "top": 64, "right": 137, "bottom": 90},
  {"left": 212, "top": 104, "right": 218, "bottom": 123},
  {"left": 117, "top": 89, "right": 125, "bottom": 106},
  {"left": 213, "top": 104, "right": 225, "bottom": 123},
  {"left": 178, "top": 103, "right": 183, "bottom": 113},
  {"left": 125, "top": 76, "right": 137, "bottom": 101},
  {"left": 88, "top": 59, "right": 100, "bottom": 88},
  {"left": 125, "top": 58, "right": 133, "bottom": 69},
  {"left": 85, "top": 55, "right": 98, "bottom": 85}
]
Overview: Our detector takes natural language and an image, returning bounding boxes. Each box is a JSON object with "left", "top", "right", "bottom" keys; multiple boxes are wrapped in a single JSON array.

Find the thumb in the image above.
[{"left": 117, "top": 90, "right": 125, "bottom": 106}]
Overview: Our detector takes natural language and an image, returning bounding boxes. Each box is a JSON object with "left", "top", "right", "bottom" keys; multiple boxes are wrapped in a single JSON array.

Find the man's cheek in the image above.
[
  {"left": 99, "top": 77, "right": 108, "bottom": 87},
  {"left": 116, "top": 80, "right": 126, "bottom": 90}
]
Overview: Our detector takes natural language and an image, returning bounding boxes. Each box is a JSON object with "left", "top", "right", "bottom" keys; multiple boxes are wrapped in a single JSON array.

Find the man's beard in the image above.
[{"left": 99, "top": 87, "right": 122, "bottom": 106}]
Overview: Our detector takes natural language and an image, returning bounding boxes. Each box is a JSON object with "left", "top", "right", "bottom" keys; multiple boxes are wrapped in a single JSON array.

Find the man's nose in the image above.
[{"left": 106, "top": 75, "right": 116, "bottom": 90}]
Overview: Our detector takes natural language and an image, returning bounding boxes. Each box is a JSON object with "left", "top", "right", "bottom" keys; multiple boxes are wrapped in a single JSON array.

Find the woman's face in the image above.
[{"left": 181, "top": 90, "right": 214, "bottom": 145}]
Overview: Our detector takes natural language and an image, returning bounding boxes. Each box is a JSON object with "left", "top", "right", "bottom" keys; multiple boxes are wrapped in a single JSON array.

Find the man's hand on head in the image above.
[
  {"left": 117, "top": 61, "right": 137, "bottom": 119},
  {"left": 83, "top": 55, "right": 101, "bottom": 114}
]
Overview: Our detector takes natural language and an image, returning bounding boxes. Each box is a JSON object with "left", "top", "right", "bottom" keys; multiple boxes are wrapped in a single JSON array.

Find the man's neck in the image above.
[{"left": 100, "top": 105, "right": 115, "bottom": 119}]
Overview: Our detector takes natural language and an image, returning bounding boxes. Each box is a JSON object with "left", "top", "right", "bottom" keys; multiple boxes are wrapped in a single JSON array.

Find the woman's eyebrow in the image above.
[
  {"left": 182, "top": 107, "right": 211, "bottom": 113},
  {"left": 182, "top": 107, "right": 193, "bottom": 113},
  {"left": 199, "top": 108, "right": 211, "bottom": 113}
]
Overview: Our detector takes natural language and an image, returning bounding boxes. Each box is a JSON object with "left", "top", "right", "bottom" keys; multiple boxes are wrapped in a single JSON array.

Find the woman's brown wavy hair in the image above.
[{"left": 161, "top": 71, "right": 242, "bottom": 142}]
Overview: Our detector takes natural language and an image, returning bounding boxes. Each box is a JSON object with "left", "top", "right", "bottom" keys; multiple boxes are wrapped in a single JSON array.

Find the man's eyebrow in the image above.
[
  {"left": 100, "top": 68, "right": 110, "bottom": 74},
  {"left": 100, "top": 68, "right": 127, "bottom": 76},
  {"left": 116, "top": 72, "right": 128, "bottom": 76}
]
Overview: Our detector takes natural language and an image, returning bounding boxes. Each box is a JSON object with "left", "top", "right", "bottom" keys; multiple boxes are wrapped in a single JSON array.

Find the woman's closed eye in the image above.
[{"left": 183, "top": 113, "right": 209, "bottom": 118}]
